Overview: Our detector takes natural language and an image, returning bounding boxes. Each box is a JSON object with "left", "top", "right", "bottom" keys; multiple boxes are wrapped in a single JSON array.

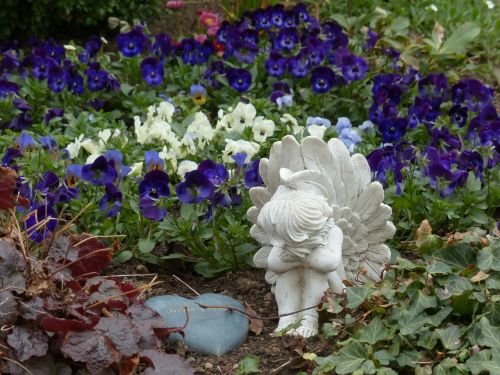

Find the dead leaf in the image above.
[
  {"left": 480, "top": 238, "right": 489, "bottom": 247},
  {"left": 119, "top": 354, "right": 139, "bottom": 375},
  {"left": 245, "top": 302, "right": 263, "bottom": 335},
  {"left": 416, "top": 219, "right": 433, "bottom": 237},
  {"left": 471, "top": 271, "right": 489, "bottom": 283},
  {"left": 433, "top": 21, "right": 445, "bottom": 49}
]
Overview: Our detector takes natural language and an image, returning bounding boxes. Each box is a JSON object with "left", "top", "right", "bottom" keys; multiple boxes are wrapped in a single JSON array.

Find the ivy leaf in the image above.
[
  {"left": 426, "top": 261, "right": 452, "bottom": 275},
  {"left": 417, "top": 329, "right": 438, "bottom": 350},
  {"left": 7, "top": 326, "right": 49, "bottom": 362},
  {"left": 346, "top": 286, "right": 372, "bottom": 309},
  {"left": 436, "top": 325, "right": 462, "bottom": 350},
  {"left": 374, "top": 350, "right": 395, "bottom": 366},
  {"left": 478, "top": 317, "right": 500, "bottom": 348},
  {"left": 357, "top": 317, "right": 389, "bottom": 345},
  {"left": 398, "top": 312, "right": 428, "bottom": 335},
  {"left": 332, "top": 342, "right": 368, "bottom": 374},
  {"left": 477, "top": 244, "right": 500, "bottom": 272},
  {"left": 483, "top": 302, "right": 500, "bottom": 326},
  {"left": 396, "top": 350, "right": 420, "bottom": 368},
  {"left": 466, "top": 349, "right": 491, "bottom": 375},
  {"left": 427, "top": 307, "right": 453, "bottom": 327},
  {"left": 434, "top": 243, "right": 476, "bottom": 270},
  {"left": 409, "top": 291, "right": 437, "bottom": 316},
  {"left": 376, "top": 368, "right": 398, "bottom": 375},
  {"left": 140, "top": 350, "right": 194, "bottom": 375},
  {"left": 361, "top": 359, "right": 376, "bottom": 374}
]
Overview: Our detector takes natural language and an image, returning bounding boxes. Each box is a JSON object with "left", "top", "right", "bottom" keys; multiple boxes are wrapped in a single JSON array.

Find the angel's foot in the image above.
[
  {"left": 274, "top": 316, "right": 299, "bottom": 334},
  {"left": 292, "top": 315, "right": 318, "bottom": 338}
]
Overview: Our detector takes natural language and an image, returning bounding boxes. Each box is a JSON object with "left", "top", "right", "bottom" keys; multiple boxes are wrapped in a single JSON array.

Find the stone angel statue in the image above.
[{"left": 248, "top": 135, "right": 395, "bottom": 337}]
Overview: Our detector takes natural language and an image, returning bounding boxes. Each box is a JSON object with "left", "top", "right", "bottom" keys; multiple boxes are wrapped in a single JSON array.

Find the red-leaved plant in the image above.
[{"left": 0, "top": 167, "right": 193, "bottom": 374}]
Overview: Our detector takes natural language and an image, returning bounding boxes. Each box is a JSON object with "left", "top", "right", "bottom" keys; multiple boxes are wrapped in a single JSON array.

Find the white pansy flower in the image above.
[
  {"left": 252, "top": 116, "right": 275, "bottom": 142},
  {"left": 149, "top": 120, "right": 172, "bottom": 142},
  {"left": 307, "top": 124, "right": 327, "bottom": 139},
  {"left": 98, "top": 129, "right": 112, "bottom": 144},
  {"left": 64, "top": 134, "right": 84, "bottom": 159},
  {"left": 229, "top": 102, "right": 256, "bottom": 133},
  {"left": 128, "top": 162, "right": 143, "bottom": 176},
  {"left": 187, "top": 112, "right": 214, "bottom": 145},
  {"left": 159, "top": 146, "right": 178, "bottom": 172},
  {"left": 177, "top": 160, "right": 198, "bottom": 178},
  {"left": 134, "top": 116, "right": 148, "bottom": 145},
  {"left": 215, "top": 113, "right": 231, "bottom": 133},
  {"left": 86, "top": 153, "right": 101, "bottom": 165},
  {"left": 180, "top": 132, "right": 197, "bottom": 155},
  {"left": 222, "top": 139, "right": 260, "bottom": 164},
  {"left": 281, "top": 114, "right": 303, "bottom": 135},
  {"left": 80, "top": 139, "right": 101, "bottom": 155},
  {"left": 156, "top": 101, "right": 175, "bottom": 123}
]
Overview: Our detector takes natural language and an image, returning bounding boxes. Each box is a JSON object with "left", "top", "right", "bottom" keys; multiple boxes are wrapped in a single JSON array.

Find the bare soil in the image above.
[{"left": 110, "top": 261, "right": 332, "bottom": 374}]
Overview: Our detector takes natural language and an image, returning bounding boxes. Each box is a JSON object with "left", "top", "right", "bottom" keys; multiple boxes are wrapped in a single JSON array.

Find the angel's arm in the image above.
[
  {"left": 268, "top": 246, "right": 302, "bottom": 273},
  {"left": 304, "top": 224, "right": 343, "bottom": 273}
]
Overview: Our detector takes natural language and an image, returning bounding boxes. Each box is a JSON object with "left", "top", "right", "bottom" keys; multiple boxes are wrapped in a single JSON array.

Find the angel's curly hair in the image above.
[{"left": 258, "top": 186, "right": 332, "bottom": 248}]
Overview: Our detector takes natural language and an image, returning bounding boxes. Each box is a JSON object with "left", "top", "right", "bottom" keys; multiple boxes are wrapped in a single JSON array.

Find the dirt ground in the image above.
[{"left": 111, "top": 261, "right": 332, "bottom": 374}]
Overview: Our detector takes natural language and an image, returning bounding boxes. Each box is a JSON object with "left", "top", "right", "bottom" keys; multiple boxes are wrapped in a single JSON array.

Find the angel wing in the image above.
[{"left": 248, "top": 135, "right": 395, "bottom": 285}]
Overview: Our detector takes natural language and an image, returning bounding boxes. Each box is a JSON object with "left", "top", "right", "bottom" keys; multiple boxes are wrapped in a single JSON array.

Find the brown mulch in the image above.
[{"left": 110, "top": 262, "right": 332, "bottom": 374}]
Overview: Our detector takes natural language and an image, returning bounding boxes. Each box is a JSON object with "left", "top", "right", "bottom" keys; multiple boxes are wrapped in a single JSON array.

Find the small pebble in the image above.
[
  {"left": 135, "top": 264, "right": 149, "bottom": 273},
  {"left": 204, "top": 362, "right": 213, "bottom": 369}
]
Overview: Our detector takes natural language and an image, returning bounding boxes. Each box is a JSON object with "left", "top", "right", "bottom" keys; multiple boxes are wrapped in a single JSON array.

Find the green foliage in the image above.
[
  {"left": 0, "top": 0, "right": 161, "bottom": 42},
  {"left": 309, "top": 236, "right": 500, "bottom": 374},
  {"left": 313, "top": 0, "right": 500, "bottom": 84},
  {"left": 236, "top": 355, "right": 261, "bottom": 374}
]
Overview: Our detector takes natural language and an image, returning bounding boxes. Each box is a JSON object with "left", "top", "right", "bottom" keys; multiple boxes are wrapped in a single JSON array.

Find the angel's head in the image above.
[{"left": 257, "top": 186, "right": 332, "bottom": 249}]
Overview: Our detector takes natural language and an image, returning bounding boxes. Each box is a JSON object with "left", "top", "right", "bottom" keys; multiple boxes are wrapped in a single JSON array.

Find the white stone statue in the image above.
[{"left": 248, "top": 135, "right": 395, "bottom": 337}]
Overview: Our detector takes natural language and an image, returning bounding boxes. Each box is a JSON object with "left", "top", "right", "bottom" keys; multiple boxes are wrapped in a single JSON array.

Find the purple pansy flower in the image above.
[
  {"left": 81, "top": 156, "right": 118, "bottom": 186},
  {"left": 99, "top": 183, "right": 123, "bottom": 218},
  {"left": 175, "top": 170, "right": 214, "bottom": 204}
]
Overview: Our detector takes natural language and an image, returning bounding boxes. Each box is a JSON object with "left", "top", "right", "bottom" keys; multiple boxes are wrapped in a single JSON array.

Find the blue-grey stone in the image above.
[{"left": 145, "top": 293, "right": 249, "bottom": 355}]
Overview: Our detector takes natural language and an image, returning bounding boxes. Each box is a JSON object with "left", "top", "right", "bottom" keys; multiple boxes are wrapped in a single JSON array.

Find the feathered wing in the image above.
[{"left": 248, "top": 135, "right": 395, "bottom": 285}]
